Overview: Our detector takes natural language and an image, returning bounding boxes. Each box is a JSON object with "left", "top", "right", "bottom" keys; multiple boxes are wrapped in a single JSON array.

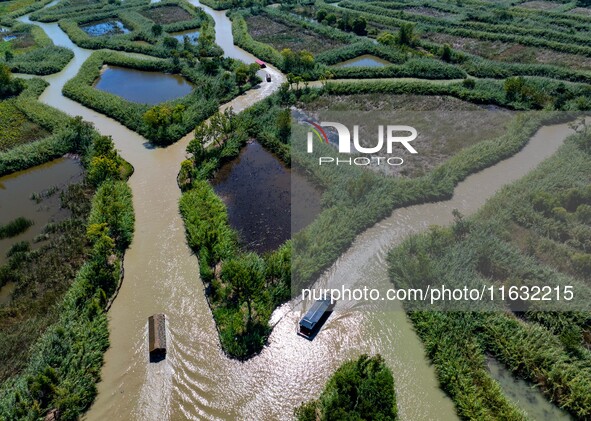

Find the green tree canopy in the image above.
[{"left": 295, "top": 354, "right": 397, "bottom": 421}]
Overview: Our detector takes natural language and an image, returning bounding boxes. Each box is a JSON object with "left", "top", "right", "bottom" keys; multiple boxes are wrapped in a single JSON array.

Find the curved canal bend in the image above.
[{"left": 17, "top": 3, "right": 576, "bottom": 420}]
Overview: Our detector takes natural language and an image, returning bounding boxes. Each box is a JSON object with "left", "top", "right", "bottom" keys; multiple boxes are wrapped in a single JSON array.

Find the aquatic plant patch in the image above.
[
  {"left": 0, "top": 24, "right": 73, "bottom": 75},
  {"left": 140, "top": 5, "right": 193, "bottom": 25},
  {"left": 0, "top": 101, "right": 50, "bottom": 151},
  {"left": 245, "top": 14, "right": 347, "bottom": 55},
  {"left": 0, "top": 217, "right": 34, "bottom": 239}
]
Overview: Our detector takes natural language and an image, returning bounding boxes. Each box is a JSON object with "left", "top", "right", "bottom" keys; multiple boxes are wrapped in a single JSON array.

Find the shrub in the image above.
[{"left": 295, "top": 354, "right": 397, "bottom": 421}]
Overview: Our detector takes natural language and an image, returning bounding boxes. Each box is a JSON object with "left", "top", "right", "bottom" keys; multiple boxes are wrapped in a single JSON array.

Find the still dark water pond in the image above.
[
  {"left": 212, "top": 141, "right": 322, "bottom": 254},
  {"left": 94, "top": 66, "right": 194, "bottom": 105},
  {"left": 0, "top": 158, "right": 84, "bottom": 265},
  {"left": 81, "top": 20, "right": 130, "bottom": 37},
  {"left": 170, "top": 29, "right": 200, "bottom": 44},
  {"left": 334, "top": 54, "right": 391, "bottom": 68}
]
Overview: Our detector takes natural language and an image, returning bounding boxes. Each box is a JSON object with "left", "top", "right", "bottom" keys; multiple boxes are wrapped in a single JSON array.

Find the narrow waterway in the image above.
[{"left": 15, "top": 2, "right": 576, "bottom": 420}]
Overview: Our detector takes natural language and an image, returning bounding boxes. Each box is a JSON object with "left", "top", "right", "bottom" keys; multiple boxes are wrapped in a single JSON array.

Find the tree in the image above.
[
  {"left": 295, "top": 354, "right": 397, "bottom": 421},
  {"left": 325, "top": 13, "right": 337, "bottom": 25},
  {"left": 88, "top": 156, "right": 119, "bottom": 186},
  {"left": 281, "top": 48, "right": 315, "bottom": 75},
  {"left": 27, "top": 367, "right": 58, "bottom": 409},
  {"left": 504, "top": 76, "right": 525, "bottom": 101},
  {"left": 397, "top": 23, "right": 416, "bottom": 46},
  {"left": 163, "top": 37, "right": 179, "bottom": 50},
  {"left": 90, "top": 135, "right": 118, "bottom": 160},
  {"left": 377, "top": 31, "right": 396, "bottom": 46},
  {"left": 222, "top": 253, "right": 265, "bottom": 321},
  {"left": 277, "top": 109, "right": 291, "bottom": 142},
  {"left": 440, "top": 43, "right": 453, "bottom": 62},
  {"left": 187, "top": 107, "right": 236, "bottom": 158},
  {"left": 352, "top": 17, "right": 367, "bottom": 36},
  {"left": 143, "top": 104, "right": 186, "bottom": 142},
  {"left": 200, "top": 58, "right": 218, "bottom": 75},
  {"left": 0, "top": 64, "right": 23, "bottom": 99},
  {"left": 151, "top": 24, "right": 163, "bottom": 36},
  {"left": 87, "top": 222, "right": 117, "bottom": 291},
  {"left": 316, "top": 9, "right": 327, "bottom": 22},
  {"left": 462, "top": 78, "right": 475, "bottom": 89},
  {"left": 68, "top": 116, "right": 96, "bottom": 154}
]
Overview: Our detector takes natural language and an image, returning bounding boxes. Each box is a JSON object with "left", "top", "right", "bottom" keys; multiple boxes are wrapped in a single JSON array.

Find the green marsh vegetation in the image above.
[
  {"left": 30, "top": 0, "right": 146, "bottom": 23},
  {"left": 0, "top": 71, "right": 134, "bottom": 419},
  {"left": 0, "top": 23, "right": 73, "bottom": 75},
  {"left": 387, "top": 124, "right": 591, "bottom": 419},
  {"left": 0, "top": 0, "right": 56, "bottom": 25},
  {"left": 295, "top": 354, "right": 398, "bottom": 421},
  {"left": 232, "top": 8, "right": 468, "bottom": 81},
  {"left": 58, "top": 0, "right": 217, "bottom": 58},
  {"left": 228, "top": 0, "right": 591, "bottom": 87},
  {"left": 0, "top": 74, "right": 108, "bottom": 176},
  {"left": 320, "top": 0, "right": 591, "bottom": 82}
]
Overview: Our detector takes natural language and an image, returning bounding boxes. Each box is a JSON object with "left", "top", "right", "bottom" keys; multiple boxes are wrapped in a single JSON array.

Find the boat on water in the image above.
[
  {"left": 298, "top": 299, "right": 333, "bottom": 339},
  {"left": 148, "top": 313, "right": 166, "bottom": 361}
]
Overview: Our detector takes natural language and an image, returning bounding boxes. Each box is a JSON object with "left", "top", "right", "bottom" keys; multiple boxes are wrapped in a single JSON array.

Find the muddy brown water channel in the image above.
[
  {"left": 14, "top": 1, "right": 578, "bottom": 419},
  {"left": 212, "top": 141, "right": 321, "bottom": 253}
]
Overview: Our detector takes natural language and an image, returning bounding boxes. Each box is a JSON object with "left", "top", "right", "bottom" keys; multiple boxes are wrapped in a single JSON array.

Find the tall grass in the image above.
[{"left": 0, "top": 217, "right": 34, "bottom": 239}]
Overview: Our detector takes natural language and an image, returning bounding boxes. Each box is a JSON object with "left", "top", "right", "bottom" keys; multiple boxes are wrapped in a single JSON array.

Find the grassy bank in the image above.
[{"left": 0, "top": 68, "right": 134, "bottom": 418}]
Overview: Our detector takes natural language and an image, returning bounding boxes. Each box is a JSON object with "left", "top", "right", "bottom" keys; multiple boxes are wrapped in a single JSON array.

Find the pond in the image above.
[
  {"left": 81, "top": 20, "right": 130, "bottom": 37},
  {"left": 0, "top": 158, "right": 84, "bottom": 265},
  {"left": 211, "top": 141, "right": 322, "bottom": 254},
  {"left": 333, "top": 54, "right": 391, "bottom": 68},
  {"left": 94, "top": 65, "right": 194, "bottom": 105},
  {"left": 169, "top": 29, "right": 199, "bottom": 44},
  {"left": 487, "top": 357, "right": 573, "bottom": 420}
]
